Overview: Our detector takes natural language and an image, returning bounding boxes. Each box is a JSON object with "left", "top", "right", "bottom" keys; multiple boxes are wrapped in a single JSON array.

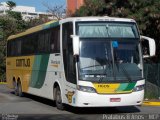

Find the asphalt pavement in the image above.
[{"left": 0, "top": 84, "right": 160, "bottom": 120}]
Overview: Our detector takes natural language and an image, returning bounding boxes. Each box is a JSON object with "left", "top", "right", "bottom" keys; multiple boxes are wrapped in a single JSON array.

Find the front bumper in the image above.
[{"left": 72, "top": 90, "right": 144, "bottom": 107}]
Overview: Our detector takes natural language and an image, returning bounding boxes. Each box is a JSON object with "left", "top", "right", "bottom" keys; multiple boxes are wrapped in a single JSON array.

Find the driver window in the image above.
[{"left": 62, "top": 22, "right": 76, "bottom": 84}]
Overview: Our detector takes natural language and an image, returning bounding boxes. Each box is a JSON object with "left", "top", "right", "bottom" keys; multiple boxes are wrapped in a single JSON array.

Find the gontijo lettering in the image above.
[{"left": 16, "top": 59, "right": 30, "bottom": 67}]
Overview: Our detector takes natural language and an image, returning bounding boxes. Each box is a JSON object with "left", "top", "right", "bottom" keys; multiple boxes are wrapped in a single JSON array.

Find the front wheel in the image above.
[{"left": 55, "top": 86, "right": 64, "bottom": 110}]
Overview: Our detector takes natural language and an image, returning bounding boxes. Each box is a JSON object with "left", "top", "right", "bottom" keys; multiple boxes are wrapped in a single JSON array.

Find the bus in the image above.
[{"left": 6, "top": 17, "right": 156, "bottom": 110}]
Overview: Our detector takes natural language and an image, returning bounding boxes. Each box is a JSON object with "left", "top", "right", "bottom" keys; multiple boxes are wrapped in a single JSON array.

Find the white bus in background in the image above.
[{"left": 7, "top": 17, "right": 156, "bottom": 110}]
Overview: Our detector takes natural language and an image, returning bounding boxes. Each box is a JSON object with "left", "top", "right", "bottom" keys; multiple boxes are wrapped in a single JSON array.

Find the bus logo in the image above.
[
  {"left": 65, "top": 91, "right": 75, "bottom": 103},
  {"left": 16, "top": 59, "right": 30, "bottom": 67},
  {"left": 51, "top": 60, "right": 60, "bottom": 68}
]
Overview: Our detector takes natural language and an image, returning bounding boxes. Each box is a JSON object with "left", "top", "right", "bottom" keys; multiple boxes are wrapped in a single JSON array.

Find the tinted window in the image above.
[
  {"left": 50, "top": 26, "right": 60, "bottom": 53},
  {"left": 62, "top": 22, "right": 76, "bottom": 84},
  {"left": 7, "top": 25, "right": 60, "bottom": 57}
]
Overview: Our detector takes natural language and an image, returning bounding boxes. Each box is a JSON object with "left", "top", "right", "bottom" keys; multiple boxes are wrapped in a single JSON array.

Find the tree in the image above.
[
  {"left": 25, "top": 17, "right": 49, "bottom": 28},
  {"left": 74, "top": 0, "right": 106, "bottom": 16},
  {"left": 6, "top": 1, "right": 16, "bottom": 10},
  {"left": 0, "top": 1, "right": 54, "bottom": 81},
  {"left": 0, "top": 0, "right": 27, "bottom": 81},
  {"left": 0, "top": 26, "right": 3, "bottom": 40},
  {"left": 43, "top": 2, "right": 66, "bottom": 20},
  {"left": 74, "top": 0, "right": 160, "bottom": 62}
]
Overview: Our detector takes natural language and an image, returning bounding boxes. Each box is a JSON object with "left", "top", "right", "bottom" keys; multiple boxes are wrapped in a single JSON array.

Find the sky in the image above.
[{"left": 0, "top": 0, "right": 66, "bottom": 12}]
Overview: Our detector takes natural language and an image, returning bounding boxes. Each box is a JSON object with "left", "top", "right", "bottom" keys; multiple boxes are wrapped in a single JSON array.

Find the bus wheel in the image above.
[
  {"left": 17, "top": 82, "right": 24, "bottom": 97},
  {"left": 55, "top": 86, "right": 64, "bottom": 110},
  {"left": 13, "top": 81, "right": 18, "bottom": 96}
]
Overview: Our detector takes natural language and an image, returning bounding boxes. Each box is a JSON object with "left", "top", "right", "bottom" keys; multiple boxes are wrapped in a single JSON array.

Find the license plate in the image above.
[{"left": 110, "top": 98, "right": 121, "bottom": 102}]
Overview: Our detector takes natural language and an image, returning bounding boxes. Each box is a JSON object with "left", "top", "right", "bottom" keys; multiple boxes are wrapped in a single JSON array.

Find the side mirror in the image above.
[
  {"left": 71, "top": 35, "right": 80, "bottom": 56},
  {"left": 140, "top": 35, "right": 156, "bottom": 58}
]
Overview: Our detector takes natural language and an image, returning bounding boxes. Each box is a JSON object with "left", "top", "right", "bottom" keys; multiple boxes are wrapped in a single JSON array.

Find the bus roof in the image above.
[
  {"left": 59, "top": 16, "right": 136, "bottom": 24},
  {"left": 7, "top": 16, "right": 136, "bottom": 40},
  {"left": 7, "top": 20, "right": 59, "bottom": 40}
]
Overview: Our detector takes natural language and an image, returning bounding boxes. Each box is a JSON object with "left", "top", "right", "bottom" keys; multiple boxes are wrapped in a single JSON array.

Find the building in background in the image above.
[
  {"left": 66, "top": 0, "right": 84, "bottom": 15},
  {"left": 0, "top": 2, "right": 55, "bottom": 21}
]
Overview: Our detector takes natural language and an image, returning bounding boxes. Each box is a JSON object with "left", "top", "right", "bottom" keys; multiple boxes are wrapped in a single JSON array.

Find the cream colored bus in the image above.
[{"left": 6, "top": 17, "right": 155, "bottom": 110}]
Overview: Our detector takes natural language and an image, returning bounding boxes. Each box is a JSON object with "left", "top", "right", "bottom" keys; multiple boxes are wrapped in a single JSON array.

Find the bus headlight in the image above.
[
  {"left": 133, "top": 85, "right": 145, "bottom": 92},
  {"left": 77, "top": 85, "right": 96, "bottom": 93}
]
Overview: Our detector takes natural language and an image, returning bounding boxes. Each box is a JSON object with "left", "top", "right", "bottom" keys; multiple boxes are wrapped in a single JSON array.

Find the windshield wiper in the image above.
[
  {"left": 119, "top": 63, "right": 132, "bottom": 82},
  {"left": 81, "top": 64, "right": 103, "bottom": 70},
  {"left": 114, "top": 48, "right": 132, "bottom": 83}
]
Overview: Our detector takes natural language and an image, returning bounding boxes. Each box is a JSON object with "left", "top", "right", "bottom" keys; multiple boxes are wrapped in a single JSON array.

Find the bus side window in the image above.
[
  {"left": 38, "top": 31, "right": 45, "bottom": 53},
  {"left": 37, "top": 30, "right": 50, "bottom": 54},
  {"left": 62, "top": 22, "right": 76, "bottom": 84},
  {"left": 11, "top": 40, "right": 17, "bottom": 56},
  {"left": 17, "top": 39, "right": 21, "bottom": 56},
  {"left": 7, "top": 41, "right": 10, "bottom": 57},
  {"left": 50, "top": 26, "right": 60, "bottom": 53},
  {"left": 7, "top": 41, "right": 12, "bottom": 57},
  {"left": 44, "top": 31, "right": 50, "bottom": 53}
]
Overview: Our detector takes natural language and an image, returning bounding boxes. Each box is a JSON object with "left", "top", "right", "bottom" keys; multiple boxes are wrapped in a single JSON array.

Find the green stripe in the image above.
[
  {"left": 116, "top": 83, "right": 128, "bottom": 91},
  {"left": 50, "top": 21, "right": 59, "bottom": 28},
  {"left": 43, "top": 21, "right": 59, "bottom": 29},
  {"left": 124, "top": 82, "right": 136, "bottom": 91},
  {"left": 30, "top": 54, "right": 50, "bottom": 88}
]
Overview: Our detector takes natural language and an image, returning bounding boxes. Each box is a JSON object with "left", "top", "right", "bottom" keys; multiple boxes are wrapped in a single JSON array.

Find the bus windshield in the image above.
[
  {"left": 76, "top": 22, "right": 139, "bottom": 38},
  {"left": 76, "top": 22, "right": 142, "bottom": 82}
]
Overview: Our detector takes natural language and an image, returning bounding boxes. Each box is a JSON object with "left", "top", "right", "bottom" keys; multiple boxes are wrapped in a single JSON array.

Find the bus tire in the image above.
[
  {"left": 55, "top": 86, "right": 64, "bottom": 110},
  {"left": 17, "top": 81, "right": 24, "bottom": 97},
  {"left": 13, "top": 81, "right": 18, "bottom": 96}
]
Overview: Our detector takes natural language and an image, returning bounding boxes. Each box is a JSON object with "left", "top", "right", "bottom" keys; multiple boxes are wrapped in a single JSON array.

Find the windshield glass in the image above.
[
  {"left": 77, "top": 22, "right": 139, "bottom": 38},
  {"left": 113, "top": 41, "right": 142, "bottom": 81},
  {"left": 76, "top": 22, "right": 142, "bottom": 82},
  {"left": 79, "top": 39, "right": 142, "bottom": 82}
]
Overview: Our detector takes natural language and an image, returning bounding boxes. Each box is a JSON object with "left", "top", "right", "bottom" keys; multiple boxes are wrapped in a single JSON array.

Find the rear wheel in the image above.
[
  {"left": 13, "top": 81, "right": 18, "bottom": 96},
  {"left": 55, "top": 86, "right": 64, "bottom": 110},
  {"left": 17, "top": 82, "right": 24, "bottom": 97}
]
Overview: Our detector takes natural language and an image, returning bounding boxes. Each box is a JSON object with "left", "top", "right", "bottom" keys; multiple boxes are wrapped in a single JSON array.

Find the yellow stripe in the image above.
[
  {"left": 8, "top": 25, "right": 43, "bottom": 40},
  {"left": 0, "top": 82, "right": 7, "bottom": 84},
  {"left": 7, "top": 20, "right": 57, "bottom": 40},
  {"left": 143, "top": 101, "right": 160, "bottom": 106},
  {"left": 93, "top": 83, "right": 120, "bottom": 94},
  {"left": 44, "top": 21, "right": 56, "bottom": 25},
  {"left": 51, "top": 64, "right": 59, "bottom": 68}
]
